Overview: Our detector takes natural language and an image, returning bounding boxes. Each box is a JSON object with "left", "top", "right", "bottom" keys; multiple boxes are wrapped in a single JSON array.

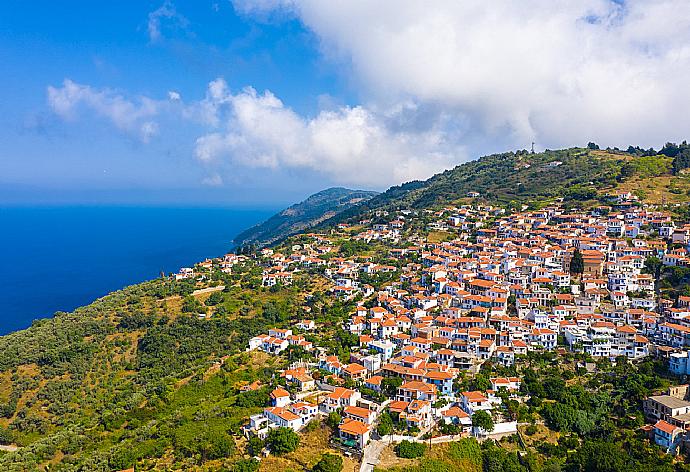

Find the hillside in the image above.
[
  {"left": 3, "top": 143, "right": 690, "bottom": 471},
  {"left": 0, "top": 266, "right": 347, "bottom": 471},
  {"left": 327, "top": 144, "right": 690, "bottom": 224},
  {"left": 234, "top": 187, "right": 378, "bottom": 247}
]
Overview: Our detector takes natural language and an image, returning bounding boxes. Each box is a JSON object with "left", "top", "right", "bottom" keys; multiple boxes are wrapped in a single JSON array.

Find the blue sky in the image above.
[
  {"left": 0, "top": 1, "right": 347, "bottom": 205},
  {"left": 2, "top": 1, "right": 690, "bottom": 205}
]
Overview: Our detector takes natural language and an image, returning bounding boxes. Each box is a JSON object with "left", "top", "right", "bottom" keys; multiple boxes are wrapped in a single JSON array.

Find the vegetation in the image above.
[
  {"left": 234, "top": 187, "right": 378, "bottom": 247},
  {"left": 570, "top": 249, "right": 584, "bottom": 276},
  {"left": 5, "top": 142, "right": 690, "bottom": 469},
  {"left": 312, "top": 452, "right": 344, "bottom": 472},
  {"left": 327, "top": 144, "right": 690, "bottom": 226},
  {"left": 266, "top": 427, "right": 300, "bottom": 455},
  {"left": 0, "top": 263, "right": 319, "bottom": 470},
  {"left": 471, "top": 410, "right": 494, "bottom": 433},
  {"left": 394, "top": 440, "right": 426, "bottom": 459}
]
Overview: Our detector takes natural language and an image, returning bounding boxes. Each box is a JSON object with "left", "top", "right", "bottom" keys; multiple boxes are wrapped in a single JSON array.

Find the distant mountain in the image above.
[{"left": 234, "top": 187, "right": 379, "bottom": 247}]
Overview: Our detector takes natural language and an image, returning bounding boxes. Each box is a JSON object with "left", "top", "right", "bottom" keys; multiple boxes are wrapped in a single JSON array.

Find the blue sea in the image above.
[{"left": 0, "top": 206, "right": 276, "bottom": 335}]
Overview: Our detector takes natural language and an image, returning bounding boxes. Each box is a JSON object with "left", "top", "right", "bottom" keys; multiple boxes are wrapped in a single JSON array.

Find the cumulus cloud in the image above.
[
  {"left": 193, "top": 80, "right": 460, "bottom": 186},
  {"left": 233, "top": 0, "right": 690, "bottom": 151},
  {"left": 47, "top": 79, "right": 161, "bottom": 142},
  {"left": 148, "top": 1, "right": 189, "bottom": 42}
]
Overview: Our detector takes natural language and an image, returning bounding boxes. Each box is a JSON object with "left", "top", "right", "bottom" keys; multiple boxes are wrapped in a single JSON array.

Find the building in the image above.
[
  {"left": 644, "top": 395, "right": 690, "bottom": 424},
  {"left": 338, "top": 418, "right": 371, "bottom": 449},
  {"left": 270, "top": 388, "right": 291, "bottom": 408},
  {"left": 653, "top": 420, "right": 683, "bottom": 453}
]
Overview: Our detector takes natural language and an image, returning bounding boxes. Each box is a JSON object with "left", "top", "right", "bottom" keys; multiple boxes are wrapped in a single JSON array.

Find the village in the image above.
[{"left": 179, "top": 192, "right": 690, "bottom": 465}]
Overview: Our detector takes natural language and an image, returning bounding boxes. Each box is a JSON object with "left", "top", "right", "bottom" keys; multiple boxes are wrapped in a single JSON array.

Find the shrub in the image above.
[
  {"left": 312, "top": 453, "right": 343, "bottom": 472},
  {"left": 394, "top": 440, "right": 426, "bottom": 458},
  {"left": 233, "top": 458, "right": 260, "bottom": 472}
]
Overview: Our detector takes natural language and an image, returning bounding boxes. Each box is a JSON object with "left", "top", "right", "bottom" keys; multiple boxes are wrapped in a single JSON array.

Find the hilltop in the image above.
[
  {"left": 327, "top": 143, "right": 690, "bottom": 224},
  {"left": 234, "top": 187, "right": 378, "bottom": 248}
]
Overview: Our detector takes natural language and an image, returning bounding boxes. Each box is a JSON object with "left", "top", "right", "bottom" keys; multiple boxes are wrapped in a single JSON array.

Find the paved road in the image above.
[{"left": 360, "top": 436, "right": 393, "bottom": 472}]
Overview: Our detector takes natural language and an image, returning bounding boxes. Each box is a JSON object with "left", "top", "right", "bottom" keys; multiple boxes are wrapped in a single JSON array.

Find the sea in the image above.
[{"left": 0, "top": 205, "right": 277, "bottom": 335}]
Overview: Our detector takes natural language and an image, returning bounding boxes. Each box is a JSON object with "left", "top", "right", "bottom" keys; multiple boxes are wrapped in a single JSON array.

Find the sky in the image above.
[{"left": 2, "top": 1, "right": 690, "bottom": 205}]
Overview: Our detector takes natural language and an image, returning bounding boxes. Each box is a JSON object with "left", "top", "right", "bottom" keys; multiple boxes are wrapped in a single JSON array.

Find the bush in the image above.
[
  {"left": 394, "top": 440, "right": 426, "bottom": 458},
  {"left": 233, "top": 458, "right": 260, "bottom": 472},
  {"left": 525, "top": 424, "right": 538, "bottom": 436},
  {"left": 312, "top": 453, "right": 343, "bottom": 472},
  {"left": 0, "top": 426, "right": 13, "bottom": 444}
]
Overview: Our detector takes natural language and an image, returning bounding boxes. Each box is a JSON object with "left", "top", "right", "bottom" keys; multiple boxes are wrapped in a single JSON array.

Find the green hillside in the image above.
[
  {"left": 0, "top": 266, "right": 335, "bottom": 471},
  {"left": 234, "top": 187, "right": 378, "bottom": 248},
  {"left": 328, "top": 143, "right": 690, "bottom": 224}
]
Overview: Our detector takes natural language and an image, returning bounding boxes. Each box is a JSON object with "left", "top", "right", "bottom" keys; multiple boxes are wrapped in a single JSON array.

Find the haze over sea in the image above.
[{"left": 0, "top": 205, "right": 276, "bottom": 335}]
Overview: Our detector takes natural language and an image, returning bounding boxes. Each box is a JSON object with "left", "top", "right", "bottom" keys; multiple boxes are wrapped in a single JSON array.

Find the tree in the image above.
[
  {"left": 266, "top": 427, "right": 300, "bottom": 455},
  {"left": 470, "top": 373, "right": 491, "bottom": 392},
  {"left": 377, "top": 411, "right": 394, "bottom": 436},
  {"left": 327, "top": 411, "right": 342, "bottom": 429},
  {"left": 394, "top": 440, "right": 426, "bottom": 458},
  {"left": 565, "top": 440, "right": 628, "bottom": 472},
  {"left": 205, "top": 291, "right": 224, "bottom": 306},
  {"left": 247, "top": 435, "right": 264, "bottom": 456},
  {"left": 236, "top": 388, "right": 269, "bottom": 408},
  {"left": 472, "top": 410, "right": 494, "bottom": 433},
  {"left": 0, "top": 425, "right": 13, "bottom": 445},
  {"left": 381, "top": 377, "right": 403, "bottom": 397},
  {"left": 587, "top": 142, "right": 599, "bottom": 150},
  {"left": 312, "top": 453, "right": 343, "bottom": 472},
  {"left": 570, "top": 249, "right": 584, "bottom": 276},
  {"left": 233, "top": 458, "right": 260, "bottom": 472},
  {"left": 173, "top": 421, "right": 236, "bottom": 460}
]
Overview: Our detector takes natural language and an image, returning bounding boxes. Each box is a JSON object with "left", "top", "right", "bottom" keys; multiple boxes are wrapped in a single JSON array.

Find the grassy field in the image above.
[{"left": 427, "top": 231, "right": 455, "bottom": 243}]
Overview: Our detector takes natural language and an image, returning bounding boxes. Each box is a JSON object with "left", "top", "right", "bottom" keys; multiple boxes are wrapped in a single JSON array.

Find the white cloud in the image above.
[
  {"left": 148, "top": 1, "right": 189, "bottom": 42},
  {"left": 193, "top": 81, "right": 460, "bottom": 187},
  {"left": 201, "top": 173, "right": 224, "bottom": 186},
  {"left": 233, "top": 0, "right": 690, "bottom": 151},
  {"left": 168, "top": 90, "right": 181, "bottom": 101},
  {"left": 190, "top": 78, "right": 233, "bottom": 127},
  {"left": 47, "top": 79, "right": 162, "bottom": 142}
]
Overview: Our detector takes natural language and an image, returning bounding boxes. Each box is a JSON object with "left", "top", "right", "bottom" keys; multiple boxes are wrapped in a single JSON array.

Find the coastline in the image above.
[{"left": 0, "top": 205, "right": 276, "bottom": 335}]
